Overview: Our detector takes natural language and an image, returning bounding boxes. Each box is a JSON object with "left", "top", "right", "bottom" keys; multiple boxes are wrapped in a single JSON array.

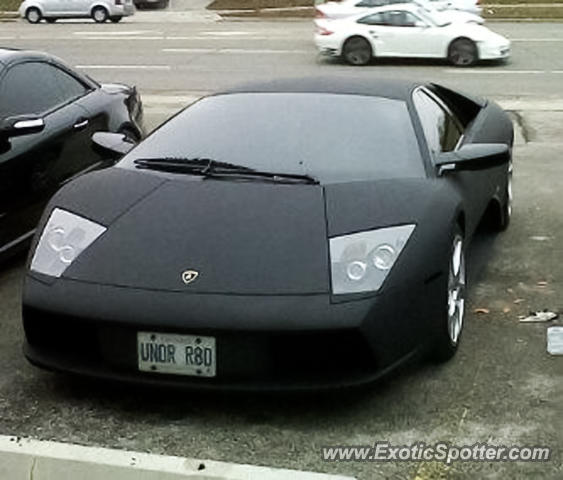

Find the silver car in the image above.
[{"left": 19, "top": 0, "right": 135, "bottom": 23}]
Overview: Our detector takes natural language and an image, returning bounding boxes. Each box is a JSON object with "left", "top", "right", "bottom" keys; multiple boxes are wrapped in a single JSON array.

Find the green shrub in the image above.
[{"left": 0, "top": 0, "right": 21, "bottom": 11}]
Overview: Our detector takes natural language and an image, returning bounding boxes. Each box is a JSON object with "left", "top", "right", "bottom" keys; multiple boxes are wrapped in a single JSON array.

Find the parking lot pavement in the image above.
[{"left": 0, "top": 19, "right": 562, "bottom": 480}]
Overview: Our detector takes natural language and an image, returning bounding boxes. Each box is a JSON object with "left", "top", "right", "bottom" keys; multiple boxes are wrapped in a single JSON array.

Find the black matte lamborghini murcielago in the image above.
[{"left": 22, "top": 77, "right": 513, "bottom": 390}]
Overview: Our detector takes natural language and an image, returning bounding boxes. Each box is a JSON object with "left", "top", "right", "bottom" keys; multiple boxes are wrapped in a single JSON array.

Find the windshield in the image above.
[{"left": 118, "top": 93, "right": 424, "bottom": 184}]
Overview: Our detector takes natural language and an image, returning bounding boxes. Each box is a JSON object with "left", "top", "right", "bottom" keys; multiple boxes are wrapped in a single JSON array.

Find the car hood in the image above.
[
  {"left": 49, "top": 169, "right": 330, "bottom": 295},
  {"left": 35, "top": 170, "right": 460, "bottom": 295}
]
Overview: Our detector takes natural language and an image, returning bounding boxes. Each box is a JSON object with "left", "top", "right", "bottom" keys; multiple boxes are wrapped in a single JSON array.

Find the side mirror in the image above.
[
  {"left": 436, "top": 143, "right": 509, "bottom": 175},
  {"left": 92, "top": 132, "right": 135, "bottom": 160},
  {"left": 0, "top": 116, "right": 45, "bottom": 139}
]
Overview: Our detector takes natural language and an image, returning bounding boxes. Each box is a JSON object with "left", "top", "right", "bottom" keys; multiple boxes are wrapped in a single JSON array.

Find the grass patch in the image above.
[{"left": 0, "top": 0, "right": 21, "bottom": 10}]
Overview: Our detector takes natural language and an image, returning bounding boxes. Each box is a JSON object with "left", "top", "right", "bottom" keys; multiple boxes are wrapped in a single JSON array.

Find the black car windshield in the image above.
[{"left": 118, "top": 93, "right": 425, "bottom": 184}]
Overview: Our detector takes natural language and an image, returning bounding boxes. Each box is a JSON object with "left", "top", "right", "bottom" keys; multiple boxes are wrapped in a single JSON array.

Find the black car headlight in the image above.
[
  {"left": 30, "top": 208, "right": 106, "bottom": 278},
  {"left": 329, "top": 224, "right": 415, "bottom": 295}
]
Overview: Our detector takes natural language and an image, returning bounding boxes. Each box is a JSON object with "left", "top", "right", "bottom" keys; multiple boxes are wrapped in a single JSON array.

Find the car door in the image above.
[
  {"left": 376, "top": 10, "right": 435, "bottom": 56},
  {"left": 70, "top": 0, "right": 93, "bottom": 15},
  {"left": 0, "top": 61, "right": 97, "bottom": 251},
  {"left": 412, "top": 88, "right": 495, "bottom": 234},
  {"left": 47, "top": 0, "right": 74, "bottom": 15},
  {"left": 355, "top": 13, "right": 391, "bottom": 55},
  {"left": 46, "top": 63, "right": 112, "bottom": 181}
]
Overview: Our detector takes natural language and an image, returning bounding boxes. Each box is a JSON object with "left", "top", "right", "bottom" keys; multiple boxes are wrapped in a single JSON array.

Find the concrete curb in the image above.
[{"left": 0, "top": 435, "right": 355, "bottom": 480}]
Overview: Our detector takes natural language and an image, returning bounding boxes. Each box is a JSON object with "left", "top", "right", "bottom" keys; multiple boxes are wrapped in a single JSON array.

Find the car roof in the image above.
[
  {"left": 0, "top": 48, "right": 97, "bottom": 87},
  {"left": 0, "top": 48, "right": 56, "bottom": 67},
  {"left": 214, "top": 76, "right": 422, "bottom": 102},
  {"left": 346, "top": 3, "right": 423, "bottom": 18}
]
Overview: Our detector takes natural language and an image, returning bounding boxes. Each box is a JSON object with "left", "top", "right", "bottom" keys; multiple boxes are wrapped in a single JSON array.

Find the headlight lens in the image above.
[
  {"left": 330, "top": 224, "right": 415, "bottom": 295},
  {"left": 30, "top": 208, "right": 106, "bottom": 278}
]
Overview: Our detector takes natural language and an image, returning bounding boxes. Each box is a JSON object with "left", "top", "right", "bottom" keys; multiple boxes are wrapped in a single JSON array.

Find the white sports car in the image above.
[
  {"left": 315, "top": 5, "right": 510, "bottom": 66},
  {"left": 316, "top": 0, "right": 483, "bottom": 21}
]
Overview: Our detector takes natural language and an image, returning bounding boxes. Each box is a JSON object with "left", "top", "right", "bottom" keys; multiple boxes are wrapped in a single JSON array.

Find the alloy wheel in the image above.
[
  {"left": 447, "top": 235, "right": 466, "bottom": 345},
  {"left": 343, "top": 38, "right": 371, "bottom": 66},
  {"left": 449, "top": 40, "right": 477, "bottom": 67}
]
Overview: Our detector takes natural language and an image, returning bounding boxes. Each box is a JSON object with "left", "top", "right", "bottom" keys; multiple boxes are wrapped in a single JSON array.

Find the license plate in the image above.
[{"left": 137, "top": 332, "right": 216, "bottom": 377}]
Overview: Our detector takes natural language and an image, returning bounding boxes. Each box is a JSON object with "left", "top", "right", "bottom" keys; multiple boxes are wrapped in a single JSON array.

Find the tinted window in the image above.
[
  {"left": 0, "top": 62, "right": 63, "bottom": 117},
  {"left": 356, "top": 0, "right": 385, "bottom": 7},
  {"left": 49, "top": 66, "right": 88, "bottom": 102},
  {"left": 413, "top": 90, "right": 462, "bottom": 157},
  {"left": 358, "top": 13, "right": 386, "bottom": 25},
  {"left": 119, "top": 93, "right": 425, "bottom": 184},
  {"left": 383, "top": 11, "right": 421, "bottom": 27}
]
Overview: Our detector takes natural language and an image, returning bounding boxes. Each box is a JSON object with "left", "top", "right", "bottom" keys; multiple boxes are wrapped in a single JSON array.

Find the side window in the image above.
[
  {"left": 0, "top": 63, "right": 65, "bottom": 118},
  {"left": 0, "top": 62, "right": 88, "bottom": 119},
  {"left": 413, "top": 90, "right": 462, "bottom": 158},
  {"left": 383, "top": 10, "right": 420, "bottom": 27},
  {"left": 358, "top": 13, "right": 386, "bottom": 25},
  {"left": 48, "top": 65, "right": 88, "bottom": 103},
  {"left": 356, "top": 0, "right": 384, "bottom": 7}
]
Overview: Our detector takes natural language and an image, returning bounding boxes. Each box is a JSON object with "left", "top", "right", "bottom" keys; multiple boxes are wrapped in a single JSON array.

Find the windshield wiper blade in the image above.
[
  {"left": 225, "top": 169, "right": 319, "bottom": 184},
  {"left": 133, "top": 157, "right": 254, "bottom": 173},
  {"left": 133, "top": 157, "right": 319, "bottom": 184}
]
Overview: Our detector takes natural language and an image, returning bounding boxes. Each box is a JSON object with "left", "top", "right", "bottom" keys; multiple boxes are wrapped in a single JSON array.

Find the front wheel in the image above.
[
  {"left": 498, "top": 158, "right": 513, "bottom": 230},
  {"left": 25, "top": 7, "right": 42, "bottom": 23},
  {"left": 431, "top": 226, "right": 466, "bottom": 362},
  {"left": 448, "top": 38, "right": 477, "bottom": 67},
  {"left": 342, "top": 37, "right": 372, "bottom": 66},
  {"left": 92, "top": 6, "right": 109, "bottom": 23}
]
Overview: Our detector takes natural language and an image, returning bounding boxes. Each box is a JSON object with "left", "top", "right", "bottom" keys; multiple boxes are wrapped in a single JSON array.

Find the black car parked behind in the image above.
[{"left": 0, "top": 48, "right": 144, "bottom": 261}]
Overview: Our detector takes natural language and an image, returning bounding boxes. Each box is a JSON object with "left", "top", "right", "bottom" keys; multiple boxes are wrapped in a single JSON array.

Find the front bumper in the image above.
[
  {"left": 23, "top": 273, "right": 443, "bottom": 390},
  {"left": 479, "top": 43, "right": 511, "bottom": 61}
]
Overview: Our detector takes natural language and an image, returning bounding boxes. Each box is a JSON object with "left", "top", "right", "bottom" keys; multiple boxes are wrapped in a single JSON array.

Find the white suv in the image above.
[{"left": 19, "top": 0, "right": 135, "bottom": 23}]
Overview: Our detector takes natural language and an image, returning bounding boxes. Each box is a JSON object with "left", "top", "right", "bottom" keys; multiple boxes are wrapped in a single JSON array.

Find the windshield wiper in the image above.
[{"left": 133, "top": 157, "right": 319, "bottom": 185}]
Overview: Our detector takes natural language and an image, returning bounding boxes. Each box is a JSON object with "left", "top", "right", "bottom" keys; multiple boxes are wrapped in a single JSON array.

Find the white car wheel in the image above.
[
  {"left": 342, "top": 37, "right": 372, "bottom": 66},
  {"left": 25, "top": 7, "right": 42, "bottom": 23},
  {"left": 92, "top": 6, "right": 109, "bottom": 23},
  {"left": 448, "top": 38, "right": 477, "bottom": 67}
]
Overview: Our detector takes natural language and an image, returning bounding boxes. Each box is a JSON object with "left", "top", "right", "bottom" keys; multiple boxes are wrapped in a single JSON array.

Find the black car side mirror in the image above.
[
  {"left": 92, "top": 132, "right": 136, "bottom": 160},
  {"left": 436, "top": 143, "right": 509, "bottom": 176},
  {"left": 0, "top": 116, "right": 45, "bottom": 139}
]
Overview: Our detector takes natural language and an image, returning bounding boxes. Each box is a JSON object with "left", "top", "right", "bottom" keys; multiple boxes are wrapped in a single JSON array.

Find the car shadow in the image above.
[{"left": 318, "top": 55, "right": 509, "bottom": 69}]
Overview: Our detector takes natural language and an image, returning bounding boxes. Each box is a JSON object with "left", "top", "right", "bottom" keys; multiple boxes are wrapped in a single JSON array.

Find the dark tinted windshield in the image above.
[{"left": 119, "top": 93, "right": 424, "bottom": 184}]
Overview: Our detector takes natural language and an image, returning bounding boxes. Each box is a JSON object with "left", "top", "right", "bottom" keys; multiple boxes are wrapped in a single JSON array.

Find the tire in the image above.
[
  {"left": 431, "top": 225, "right": 466, "bottom": 362},
  {"left": 497, "top": 157, "right": 513, "bottom": 231},
  {"left": 25, "top": 7, "right": 42, "bottom": 23},
  {"left": 448, "top": 38, "right": 477, "bottom": 67},
  {"left": 110, "top": 16, "right": 123, "bottom": 22},
  {"left": 342, "top": 37, "right": 372, "bottom": 66},
  {"left": 45, "top": 17, "right": 57, "bottom": 23},
  {"left": 91, "top": 6, "right": 109, "bottom": 23}
]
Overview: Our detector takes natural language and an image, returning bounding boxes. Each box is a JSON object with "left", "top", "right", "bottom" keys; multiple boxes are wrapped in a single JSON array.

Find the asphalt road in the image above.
[{"left": 1, "top": 16, "right": 563, "bottom": 480}]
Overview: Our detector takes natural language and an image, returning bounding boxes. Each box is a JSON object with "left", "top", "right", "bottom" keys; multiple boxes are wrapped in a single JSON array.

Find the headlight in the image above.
[
  {"left": 329, "top": 224, "right": 415, "bottom": 295},
  {"left": 30, "top": 208, "right": 106, "bottom": 278}
]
